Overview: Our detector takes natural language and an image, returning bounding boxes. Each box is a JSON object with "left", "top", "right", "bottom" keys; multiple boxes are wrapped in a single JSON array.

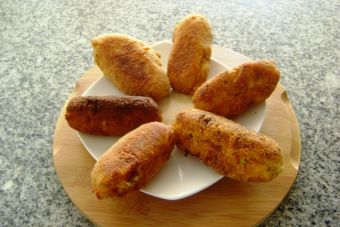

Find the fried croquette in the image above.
[
  {"left": 167, "top": 14, "right": 212, "bottom": 94},
  {"left": 92, "top": 34, "right": 171, "bottom": 101},
  {"left": 65, "top": 96, "right": 161, "bottom": 136},
  {"left": 91, "top": 122, "right": 175, "bottom": 199},
  {"left": 173, "top": 109, "right": 283, "bottom": 182},
  {"left": 193, "top": 60, "right": 280, "bottom": 117}
]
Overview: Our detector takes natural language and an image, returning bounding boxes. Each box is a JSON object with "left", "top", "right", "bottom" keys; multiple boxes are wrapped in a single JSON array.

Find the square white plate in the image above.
[{"left": 78, "top": 41, "right": 266, "bottom": 200}]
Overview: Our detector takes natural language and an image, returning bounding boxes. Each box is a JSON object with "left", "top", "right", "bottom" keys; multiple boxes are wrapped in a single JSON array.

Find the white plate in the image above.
[{"left": 78, "top": 41, "right": 266, "bottom": 200}]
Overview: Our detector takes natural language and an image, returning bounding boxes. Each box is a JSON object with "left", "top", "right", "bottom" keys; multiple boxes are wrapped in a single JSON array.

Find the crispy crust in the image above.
[
  {"left": 173, "top": 109, "right": 283, "bottom": 182},
  {"left": 91, "top": 122, "right": 175, "bottom": 199},
  {"left": 167, "top": 14, "right": 212, "bottom": 94},
  {"left": 65, "top": 96, "right": 161, "bottom": 136},
  {"left": 193, "top": 60, "right": 280, "bottom": 117},
  {"left": 92, "top": 34, "right": 170, "bottom": 101}
]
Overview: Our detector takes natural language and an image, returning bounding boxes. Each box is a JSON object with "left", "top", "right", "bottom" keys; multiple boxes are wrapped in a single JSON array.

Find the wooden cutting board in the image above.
[{"left": 53, "top": 45, "right": 301, "bottom": 227}]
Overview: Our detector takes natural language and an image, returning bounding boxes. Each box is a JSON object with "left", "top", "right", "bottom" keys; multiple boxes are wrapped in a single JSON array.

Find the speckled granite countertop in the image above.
[{"left": 1, "top": 0, "right": 339, "bottom": 226}]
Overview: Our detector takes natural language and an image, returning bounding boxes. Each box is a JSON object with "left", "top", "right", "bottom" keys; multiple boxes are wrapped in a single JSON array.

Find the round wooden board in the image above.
[{"left": 53, "top": 45, "right": 301, "bottom": 227}]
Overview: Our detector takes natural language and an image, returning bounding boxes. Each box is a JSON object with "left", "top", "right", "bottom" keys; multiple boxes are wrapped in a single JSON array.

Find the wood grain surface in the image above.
[{"left": 53, "top": 45, "right": 301, "bottom": 227}]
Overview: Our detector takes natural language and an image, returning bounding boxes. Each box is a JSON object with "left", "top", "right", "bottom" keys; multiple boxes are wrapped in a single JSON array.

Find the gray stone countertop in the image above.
[{"left": 1, "top": 0, "right": 339, "bottom": 226}]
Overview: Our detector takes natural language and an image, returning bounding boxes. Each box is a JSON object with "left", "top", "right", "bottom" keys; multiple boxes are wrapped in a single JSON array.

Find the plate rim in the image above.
[{"left": 76, "top": 40, "right": 267, "bottom": 200}]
